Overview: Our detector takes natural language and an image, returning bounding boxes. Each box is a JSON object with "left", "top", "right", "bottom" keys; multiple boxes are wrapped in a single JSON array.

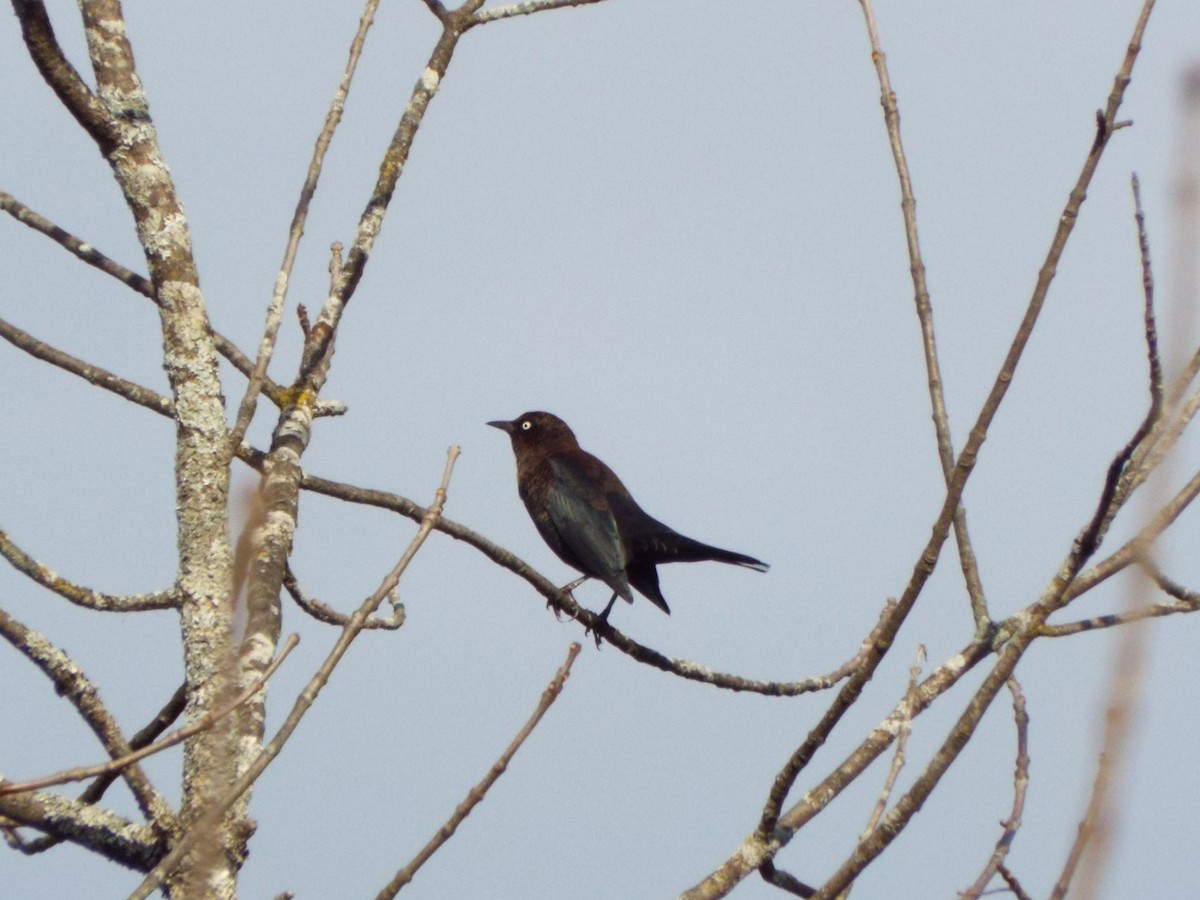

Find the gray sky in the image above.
[{"left": 3, "top": 1, "right": 1200, "bottom": 897}]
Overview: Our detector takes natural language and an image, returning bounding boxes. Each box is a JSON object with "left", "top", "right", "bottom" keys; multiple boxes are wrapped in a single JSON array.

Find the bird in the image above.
[{"left": 488, "top": 411, "right": 768, "bottom": 622}]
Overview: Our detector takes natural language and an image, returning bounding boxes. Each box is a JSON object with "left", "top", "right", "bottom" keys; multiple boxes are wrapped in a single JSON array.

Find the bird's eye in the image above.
[{"left": 521, "top": 420, "right": 532, "bottom": 431}]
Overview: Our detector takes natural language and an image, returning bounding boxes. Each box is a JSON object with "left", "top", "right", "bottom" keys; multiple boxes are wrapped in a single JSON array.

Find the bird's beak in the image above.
[{"left": 487, "top": 419, "right": 515, "bottom": 434}]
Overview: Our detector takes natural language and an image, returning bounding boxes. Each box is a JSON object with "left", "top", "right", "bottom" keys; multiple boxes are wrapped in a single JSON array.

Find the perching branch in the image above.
[{"left": 297, "top": 468, "right": 888, "bottom": 696}]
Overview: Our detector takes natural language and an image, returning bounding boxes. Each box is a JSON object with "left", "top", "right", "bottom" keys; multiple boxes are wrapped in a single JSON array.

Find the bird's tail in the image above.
[{"left": 645, "top": 532, "right": 769, "bottom": 572}]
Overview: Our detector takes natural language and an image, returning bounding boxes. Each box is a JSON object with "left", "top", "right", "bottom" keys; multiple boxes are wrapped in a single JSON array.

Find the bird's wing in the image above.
[{"left": 547, "top": 455, "right": 632, "bottom": 601}]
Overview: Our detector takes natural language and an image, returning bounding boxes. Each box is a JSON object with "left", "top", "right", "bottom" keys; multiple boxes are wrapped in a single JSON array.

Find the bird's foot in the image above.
[
  {"left": 548, "top": 576, "right": 591, "bottom": 621},
  {"left": 582, "top": 593, "right": 619, "bottom": 649}
]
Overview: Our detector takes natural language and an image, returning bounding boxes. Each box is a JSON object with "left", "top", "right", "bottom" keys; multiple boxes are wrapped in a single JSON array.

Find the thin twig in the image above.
[
  {"left": 0, "top": 636, "right": 297, "bottom": 798},
  {"left": 229, "top": 0, "right": 380, "bottom": 447},
  {"left": 472, "top": 0, "right": 610, "bottom": 24},
  {"left": 1049, "top": 630, "right": 1147, "bottom": 898},
  {"left": 858, "top": 647, "right": 924, "bottom": 841},
  {"left": 283, "top": 565, "right": 405, "bottom": 630},
  {"left": 1132, "top": 174, "right": 1164, "bottom": 409},
  {"left": 0, "top": 606, "right": 174, "bottom": 827},
  {"left": 127, "top": 450, "right": 459, "bottom": 900},
  {"left": 856, "top": 0, "right": 989, "bottom": 632},
  {"left": 1040, "top": 597, "right": 1199, "bottom": 636},
  {"left": 1065, "top": 464, "right": 1200, "bottom": 602},
  {"left": 0, "top": 192, "right": 334, "bottom": 417},
  {"left": 997, "top": 863, "right": 1034, "bottom": 900},
  {"left": 377, "top": 642, "right": 582, "bottom": 898},
  {"left": 961, "top": 678, "right": 1030, "bottom": 899},
  {"left": 0, "top": 191, "right": 152, "bottom": 294},
  {"left": 0, "top": 527, "right": 176, "bottom": 612},
  {"left": 0, "top": 316, "right": 173, "bottom": 418},
  {"left": 730, "top": 0, "right": 1161, "bottom": 868}
]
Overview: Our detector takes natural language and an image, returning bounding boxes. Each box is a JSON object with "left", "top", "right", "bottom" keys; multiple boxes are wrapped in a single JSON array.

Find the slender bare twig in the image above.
[
  {"left": 3, "top": 684, "right": 186, "bottom": 855},
  {"left": 1067, "top": 174, "right": 1168, "bottom": 557},
  {"left": 0, "top": 636, "right": 297, "bottom": 798},
  {"left": 857, "top": 647, "right": 924, "bottom": 842},
  {"left": 0, "top": 191, "right": 152, "bottom": 294},
  {"left": 997, "top": 863, "right": 1035, "bottom": 900},
  {"left": 0, "top": 606, "right": 174, "bottom": 827},
  {"left": 1133, "top": 174, "right": 1164, "bottom": 408},
  {"left": 1040, "top": 596, "right": 1199, "bottom": 636},
  {"left": 855, "top": 0, "right": 989, "bottom": 632},
  {"left": 9, "top": 0, "right": 119, "bottom": 149},
  {"left": 0, "top": 192, "right": 339, "bottom": 417},
  {"left": 377, "top": 642, "right": 583, "bottom": 898},
  {"left": 1143, "top": 562, "right": 1198, "bottom": 601},
  {"left": 283, "top": 566, "right": 405, "bottom": 630},
  {"left": 725, "top": 1, "right": 1159, "bottom": 871},
  {"left": 0, "top": 528, "right": 176, "bottom": 612},
  {"left": 472, "top": 0, "right": 610, "bottom": 24},
  {"left": 961, "top": 678, "right": 1030, "bottom": 899},
  {"left": 1065, "top": 464, "right": 1200, "bottom": 601},
  {"left": 1050, "top": 613, "right": 1148, "bottom": 898},
  {"left": 0, "top": 316, "right": 173, "bottom": 418},
  {"left": 229, "top": 0, "right": 380, "bottom": 447},
  {"left": 1055, "top": 231, "right": 1165, "bottom": 899},
  {"left": 127, "top": 449, "right": 459, "bottom": 900}
]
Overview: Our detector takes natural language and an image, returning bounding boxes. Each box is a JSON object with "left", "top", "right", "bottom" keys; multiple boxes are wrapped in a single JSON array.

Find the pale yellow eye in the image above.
[{"left": 521, "top": 420, "right": 532, "bottom": 431}]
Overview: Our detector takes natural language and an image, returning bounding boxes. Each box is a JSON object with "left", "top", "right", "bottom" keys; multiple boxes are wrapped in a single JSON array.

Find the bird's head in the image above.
[{"left": 487, "top": 411, "right": 578, "bottom": 454}]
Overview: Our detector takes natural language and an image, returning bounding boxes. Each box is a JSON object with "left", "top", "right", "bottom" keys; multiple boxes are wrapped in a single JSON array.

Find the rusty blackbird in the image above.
[{"left": 488, "top": 411, "right": 767, "bottom": 620}]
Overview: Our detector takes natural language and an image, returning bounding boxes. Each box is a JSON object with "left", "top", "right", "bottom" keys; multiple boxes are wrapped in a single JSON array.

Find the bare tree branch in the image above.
[
  {"left": 0, "top": 192, "right": 340, "bottom": 418},
  {"left": 961, "top": 678, "right": 1030, "bottom": 899},
  {"left": 855, "top": 648, "right": 925, "bottom": 848},
  {"left": 128, "top": 448, "right": 460, "bottom": 900},
  {"left": 758, "top": 860, "right": 815, "bottom": 898},
  {"left": 0, "top": 606, "right": 174, "bottom": 827},
  {"left": 9, "top": 0, "right": 120, "bottom": 150},
  {"left": 283, "top": 565, "right": 405, "bottom": 630},
  {"left": 297, "top": 468, "right": 885, "bottom": 695},
  {"left": 377, "top": 641, "right": 582, "bottom": 897},
  {"left": 1065, "top": 464, "right": 1200, "bottom": 601},
  {"left": 0, "top": 790, "right": 163, "bottom": 871},
  {"left": 0, "top": 316, "right": 174, "bottom": 418},
  {"left": 855, "top": 0, "right": 989, "bottom": 633},
  {"left": 473, "top": 0, "right": 610, "bottom": 24},
  {"left": 229, "top": 0, "right": 381, "bottom": 447},
  {"left": 2, "top": 683, "right": 187, "bottom": 857},
  {"left": 0, "top": 636, "right": 297, "bottom": 799},
  {"left": 0, "top": 528, "right": 176, "bottom": 612}
]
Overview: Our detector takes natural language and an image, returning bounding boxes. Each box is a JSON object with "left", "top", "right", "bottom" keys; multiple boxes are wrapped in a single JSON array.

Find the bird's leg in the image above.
[
  {"left": 598, "top": 592, "right": 619, "bottom": 622},
  {"left": 549, "top": 575, "right": 591, "bottom": 620},
  {"left": 580, "top": 592, "right": 619, "bottom": 650}
]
